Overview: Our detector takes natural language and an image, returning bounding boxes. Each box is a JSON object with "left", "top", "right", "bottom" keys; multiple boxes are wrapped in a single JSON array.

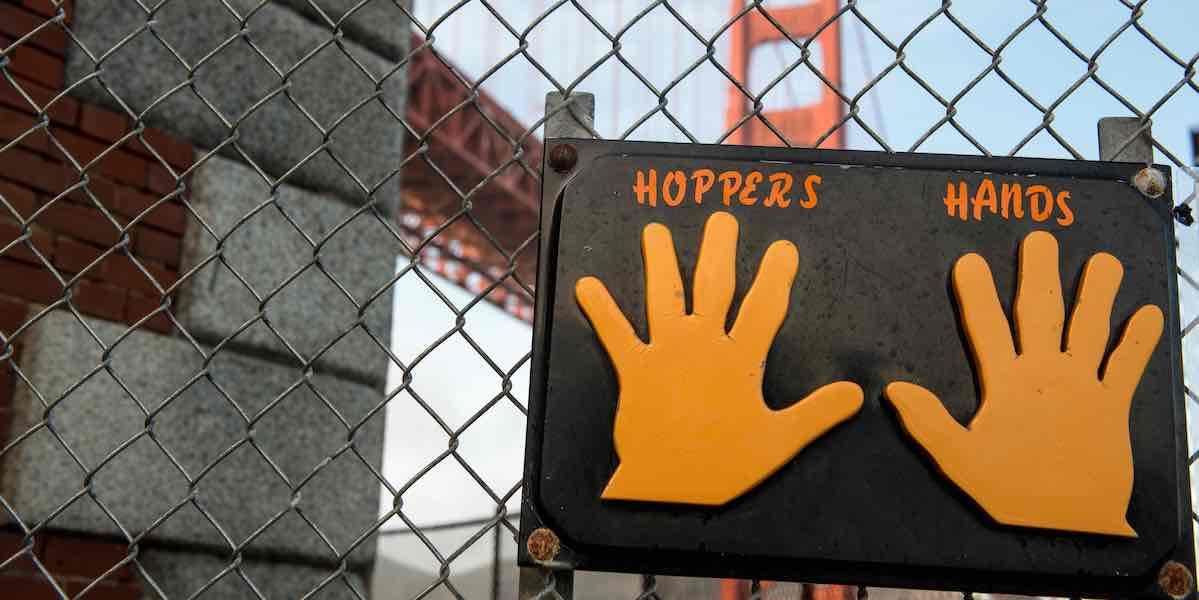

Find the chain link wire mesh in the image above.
[{"left": 0, "top": 0, "right": 1196, "bottom": 599}]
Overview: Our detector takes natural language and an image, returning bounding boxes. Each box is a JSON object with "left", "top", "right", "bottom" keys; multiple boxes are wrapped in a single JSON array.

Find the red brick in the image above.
[
  {"left": 94, "top": 149, "right": 146, "bottom": 188},
  {"left": 9, "top": 45, "right": 64, "bottom": 89},
  {"left": 106, "top": 255, "right": 176, "bottom": 295},
  {"left": 0, "top": 76, "right": 78, "bottom": 126},
  {"left": 52, "top": 235, "right": 106, "bottom": 275},
  {"left": 0, "top": 220, "right": 52, "bottom": 263},
  {"left": 63, "top": 581, "right": 142, "bottom": 600},
  {"left": 0, "top": 293, "right": 29, "bottom": 333},
  {"left": 37, "top": 199, "right": 125, "bottom": 246},
  {"left": 125, "top": 292, "right": 170, "bottom": 334},
  {"left": 0, "top": 180, "right": 37, "bottom": 218},
  {"left": 0, "top": 4, "right": 66, "bottom": 56},
  {"left": 0, "top": 105, "right": 45, "bottom": 152},
  {"left": 79, "top": 105, "right": 128, "bottom": 142},
  {"left": 22, "top": 0, "right": 61, "bottom": 19},
  {"left": 0, "top": 145, "right": 72, "bottom": 194},
  {"left": 66, "top": 176, "right": 118, "bottom": 212},
  {"left": 73, "top": 279, "right": 125, "bottom": 322},
  {"left": 117, "top": 188, "right": 186, "bottom": 234},
  {"left": 0, "top": 257, "right": 60, "bottom": 302},
  {"left": 49, "top": 129, "right": 106, "bottom": 164},
  {"left": 141, "top": 127, "right": 193, "bottom": 170},
  {"left": 0, "top": 574, "right": 63, "bottom": 599},
  {"left": 43, "top": 535, "right": 134, "bottom": 582},
  {"left": 0, "top": 530, "right": 43, "bottom": 558},
  {"left": 22, "top": 0, "right": 71, "bottom": 23},
  {"left": 133, "top": 226, "right": 180, "bottom": 267},
  {"left": 0, "top": 405, "right": 11, "bottom": 445},
  {"left": 144, "top": 163, "right": 179, "bottom": 196}
]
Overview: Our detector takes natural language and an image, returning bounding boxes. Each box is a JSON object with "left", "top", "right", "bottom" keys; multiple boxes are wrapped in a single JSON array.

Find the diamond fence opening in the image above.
[{"left": 0, "top": 0, "right": 1195, "bottom": 599}]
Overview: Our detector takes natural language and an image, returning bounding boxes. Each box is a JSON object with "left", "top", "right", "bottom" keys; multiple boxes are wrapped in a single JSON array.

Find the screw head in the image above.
[
  {"left": 1134, "top": 167, "right": 1167, "bottom": 198},
  {"left": 548, "top": 144, "right": 578, "bottom": 173},
  {"left": 526, "top": 527, "right": 560, "bottom": 562},
  {"left": 1159, "top": 561, "right": 1194, "bottom": 599}
]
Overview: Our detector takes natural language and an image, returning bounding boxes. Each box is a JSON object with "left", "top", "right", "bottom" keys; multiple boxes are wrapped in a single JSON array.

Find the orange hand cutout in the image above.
[
  {"left": 887, "top": 231, "right": 1164, "bottom": 537},
  {"left": 576, "top": 211, "right": 864, "bottom": 506}
]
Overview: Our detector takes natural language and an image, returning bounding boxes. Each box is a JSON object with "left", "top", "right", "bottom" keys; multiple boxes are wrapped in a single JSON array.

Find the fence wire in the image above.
[{"left": 0, "top": 0, "right": 1196, "bottom": 599}]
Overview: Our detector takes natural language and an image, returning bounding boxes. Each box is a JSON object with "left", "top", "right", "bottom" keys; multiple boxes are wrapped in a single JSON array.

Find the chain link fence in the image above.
[{"left": 0, "top": 0, "right": 1196, "bottom": 599}]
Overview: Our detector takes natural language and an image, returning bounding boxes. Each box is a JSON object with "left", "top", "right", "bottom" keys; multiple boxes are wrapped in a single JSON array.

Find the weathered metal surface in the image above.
[{"left": 520, "top": 138, "right": 1192, "bottom": 598}]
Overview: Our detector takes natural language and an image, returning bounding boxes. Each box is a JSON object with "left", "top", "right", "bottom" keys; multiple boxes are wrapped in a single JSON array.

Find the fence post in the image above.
[
  {"left": 514, "top": 90, "right": 596, "bottom": 600},
  {"left": 1098, "top": 117, "right": 1153, "bottom": 163},
  {"left": 544, "top": 91, "right": 597, "bottom": 139}
]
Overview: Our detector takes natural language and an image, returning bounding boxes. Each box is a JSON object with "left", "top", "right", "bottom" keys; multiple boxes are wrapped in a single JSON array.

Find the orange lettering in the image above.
[
  {"left": 973, "top": 179, "right": 997, "bottom": 220},
  {"left": 634, "top": 169, "right": 657, "bottom": 207},
  {"left": 1028, "top": 184, "right": 1053, "bottom": 222},
  {"left": 692, "top": 169, "right": 715, "bottom": 204},
  {"left": 1055, "top": 190, "right": 1074, "bottom": 226},
  {"left": 662, "top": 170, "right": 686, "bottom": 207},
  {"left": 800, "top": 174, "right": 822, "bottom": 209},
  {"left": 944, "top": 181, "right": 967, "bottom": 220},
  {"left": 739, "top": 171, "right": 763, "bottom": 206},
  {"left": 1002, "top": 183, "right": 1022, "bottom": 219},
  {"left": 719, "top": 171, "right": 742, "bottom": 206},
  {"left": 765, "top": 173, "right": 793, "bottom": 208}
]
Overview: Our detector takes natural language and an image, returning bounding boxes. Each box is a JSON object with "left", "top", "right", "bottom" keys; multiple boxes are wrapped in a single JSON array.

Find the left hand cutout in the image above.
[{"left": 576, "top": 211, "right": 863, "bottom": 506}]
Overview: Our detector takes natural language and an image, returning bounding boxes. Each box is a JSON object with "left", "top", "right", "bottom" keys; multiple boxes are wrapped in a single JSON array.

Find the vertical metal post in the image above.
[
  {"left": 516, "top": 92, "right": 595, "bottom": 600},
  {"left": 518, "top": 566, "right": 575, "bottom": 599},
  {"left": 491, "top": 520, "right": 502, "bottom": 600},
  {"left": 1098, "top": 116, "right": 1153, "bottom": 163},
  {"left": 544, "top": 91, "right": 596, "bottom": 139}
]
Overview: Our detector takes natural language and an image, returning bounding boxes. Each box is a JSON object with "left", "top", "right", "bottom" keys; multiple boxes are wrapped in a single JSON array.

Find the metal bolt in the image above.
[
  {"left": 1159, "top": 560, "right": 1194, "bottom": 599},
  {"left": 526, "top": 527, "right": 560, "bottom": 562},
  {"left": 548, "top": 144, "right": 578, "bottom": 173},
  {"left": 1134, "top": 167, "right": 1167, "bottom": 198}
]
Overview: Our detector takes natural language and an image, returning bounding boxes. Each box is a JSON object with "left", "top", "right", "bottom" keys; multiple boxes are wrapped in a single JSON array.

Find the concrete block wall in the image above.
[{"left": 0, "top": 0, "right": 408, "bottom": 597}]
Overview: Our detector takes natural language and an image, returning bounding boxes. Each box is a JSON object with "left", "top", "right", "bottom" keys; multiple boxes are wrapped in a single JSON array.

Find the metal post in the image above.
[
  {"left": 1098, "top": 116, "right": 1153, "bottom": 163},
  {"left": 516, "top": 92, "right": 595, "bottom": 600},
  {"left": 518, "top": 566, "right": 575, "bottom": 599},
  {"left": 544, "top": 91, "right": 596, "bottom": 139}
]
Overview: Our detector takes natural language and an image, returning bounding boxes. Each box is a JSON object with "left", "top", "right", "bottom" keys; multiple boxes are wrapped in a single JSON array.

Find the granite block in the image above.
[
  {"left": 178, "top": 155, "right": 398, "bottom": 385},
  {"left": 0, "top": 312, "right": 385, "bottom": 568},
  {"left": 63, "top": 0, "right": 408, "bottom": 211}
]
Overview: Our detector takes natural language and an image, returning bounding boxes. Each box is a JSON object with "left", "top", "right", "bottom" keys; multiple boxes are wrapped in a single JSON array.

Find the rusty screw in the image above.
[
  {"left": 548, "top": 143, "right": 578, "bottom": 173},
  {"left": 1134, "top": 167, "right": 1167, "bottom": 198},
  {"left": 526, "top": 527, "right": 560, "bottom": 563},
  {"left": 1159, "top": 560, "right": 1194, "bottom": 599}
]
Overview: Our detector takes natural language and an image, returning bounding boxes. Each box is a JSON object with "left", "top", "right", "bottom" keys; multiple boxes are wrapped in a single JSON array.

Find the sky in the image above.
[{"left": 383, "top": 0, "right": 1199, "bottom": 576}]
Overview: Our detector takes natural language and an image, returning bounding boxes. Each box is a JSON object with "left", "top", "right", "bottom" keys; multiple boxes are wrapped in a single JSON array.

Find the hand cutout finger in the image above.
[
  {"left": 1015, "top": 231, "right": 1064, "bottom": 355},
  {"left": 692, "top": 212, "right": 738, "bottom": 324},
  {"left": 952, "top": 253, "right": 1016, "bottom": 370},
  {"left": 730, "top": 240, "right": 799, "bottom": 358},
  {"left": 576, "top": 276, "right": 645, "bottom": 366},
  {"left": 1103, "top": 304, "right": 1164, "bottom": 402},
  {"left": 642, "top": 223, "right": 685, "bottom": 335},
  {"left": 1066, "top": 253, "right": 1122, "bottom": 374}
]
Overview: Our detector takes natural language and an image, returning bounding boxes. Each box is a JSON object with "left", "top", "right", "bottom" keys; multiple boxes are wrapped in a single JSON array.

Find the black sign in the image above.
[{"left": 520, "top": 139, "right": 1191, "bottom": 598}]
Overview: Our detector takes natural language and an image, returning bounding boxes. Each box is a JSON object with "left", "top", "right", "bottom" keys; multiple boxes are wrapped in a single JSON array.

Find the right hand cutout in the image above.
[{"left": 886, "top": 231, "right": 1163, "bottom": 537}]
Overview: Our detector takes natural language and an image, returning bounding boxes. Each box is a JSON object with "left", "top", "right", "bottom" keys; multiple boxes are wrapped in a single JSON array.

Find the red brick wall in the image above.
[
  {"left": 0, "top": 0, "right": 191, "bottom": 338},
  {"left": 0, "top": 1, "right": 194, "bottom": 596},
  {"left": 0, "top": 531, "right": 140, "bottom": 599}
]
